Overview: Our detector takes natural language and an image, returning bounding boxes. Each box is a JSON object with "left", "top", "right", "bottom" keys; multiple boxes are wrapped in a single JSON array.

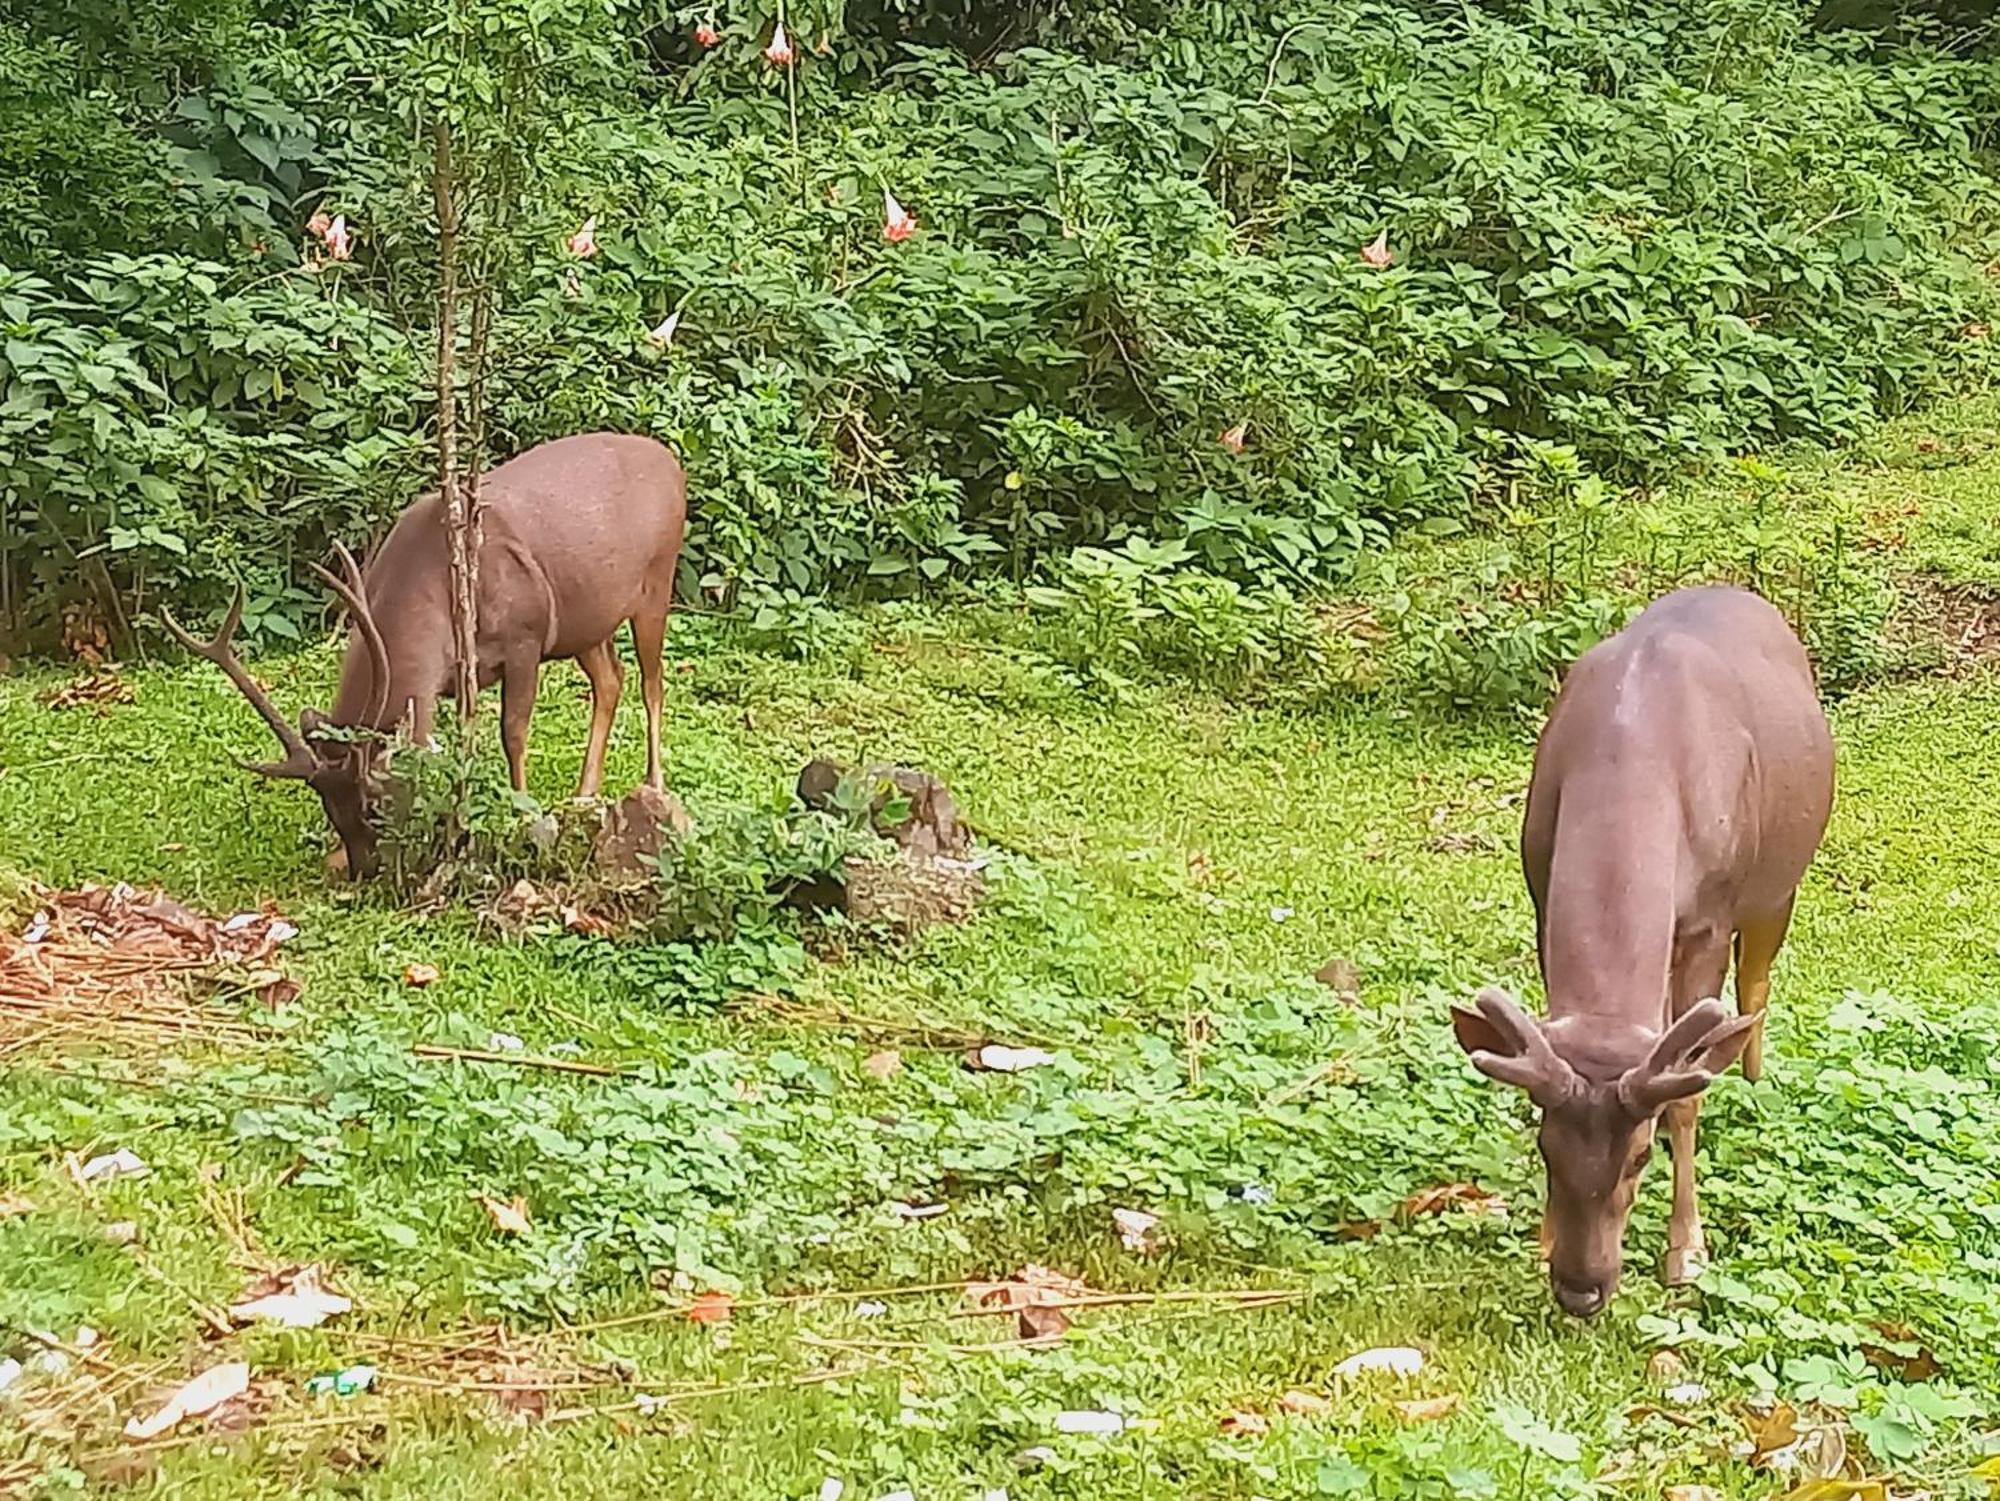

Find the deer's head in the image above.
[
  {"left": 163, "top": 545, "right": 394, "bottom": 879},
  {"left": 1450, "top": 987, "right": 1758, "bottom": 1318}
]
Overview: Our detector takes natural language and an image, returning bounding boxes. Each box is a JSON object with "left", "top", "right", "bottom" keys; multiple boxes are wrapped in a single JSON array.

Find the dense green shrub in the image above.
[{"left": 3, "top": 0, "right": 1998, "bottom": 645}]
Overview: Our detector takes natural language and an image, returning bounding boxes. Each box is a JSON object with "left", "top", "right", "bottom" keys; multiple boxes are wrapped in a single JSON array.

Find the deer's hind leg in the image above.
[
  {"left": 632, "top": 605, "right": 669, "bottom": 792},
  {"left": 575, "top": 641, "right": 625, "bottom": 799},
  {"left": 499, "top": 658, "right": 541, "bottom": 794},
  {"left": 1733, "top": 898, "right": 1795, "bottom": 1085}
]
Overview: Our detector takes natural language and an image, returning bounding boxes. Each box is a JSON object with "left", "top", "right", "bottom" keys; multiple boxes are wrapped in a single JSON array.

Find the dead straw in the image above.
[{"left": 410, "top": 1043, "right": 629, "bottom": 1079}]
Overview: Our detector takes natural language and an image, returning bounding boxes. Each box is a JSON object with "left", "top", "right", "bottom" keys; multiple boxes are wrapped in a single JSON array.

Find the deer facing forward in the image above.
[
  {"left": 165, "top": 432, "right": 688, "bottom": 877},
  {"left": 1453, "top": 586, "right": 1834, "bottom": 1318}
]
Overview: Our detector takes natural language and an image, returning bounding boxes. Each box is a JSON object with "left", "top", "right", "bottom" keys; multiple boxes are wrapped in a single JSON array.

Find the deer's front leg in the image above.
[{"left": 1663, "top": 1096, "right": 1707, "bottom": 1285}]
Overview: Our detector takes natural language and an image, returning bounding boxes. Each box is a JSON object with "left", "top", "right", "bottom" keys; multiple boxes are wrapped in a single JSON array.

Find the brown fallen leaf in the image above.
[
  {"left": 255, "top": 973, "right": 302, "bottom": 1008},
  {"left": 968, "top": 1264, "right": 1088, "bottom": 1344},
  {"left": 403, "top": 962, "right": 442, "bottom": 988},
  {"left": 1859, "top": 1319, "right": 1940, "bottom": 1381},
  {"left": 685, "top": 1291, "right": 734, "bottom": 1324},
  {"left": 0, "top": 1193, "right": 35, "bottom": 1218},
  {"left": 477, "top": 1194, "right": 532, "bottom": 1236},
  {"left": 1647, "top": 1349, "right": 1687, "bottom": 1383},
  {"left": 1218, "top": 1409, "right": 1268, "bottom": 1437},
  {"left": 1400, "top": 1182, "right": 1508, "bottom": 1221},
  {"left": 1747, "top": 1401, "right": 1801, "bottom": 1465},
  {"left": 1314, "top": 957, "right": 1361, "bottom": 997},
  {"left": 1278, "top": 1389, "right": 1332, "bottom": 1416},
  {"left": 863, "top": 1049, "right": 903, "bottom": 1081},
  {"left": 1664, "top": 1487, "right": 1725, "bottom": 1501},
  {"left": 1745, "top": 1403, "right": 1849, "bottom": 1484},
  {"left": 1392, "top": 1394, "right": 1461, "bottom": 1424},
  {"left": 1186, "top": 849, "right": 1213, "bottom": 887},
  {"left": 40, "top": 672, "right": 134, "bottom": 713},
  {"left": 124, "top": 1362, "right": 251, "bottom": 1440}
]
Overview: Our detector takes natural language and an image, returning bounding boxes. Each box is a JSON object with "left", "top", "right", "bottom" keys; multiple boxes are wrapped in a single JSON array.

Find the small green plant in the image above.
[
  {"left": 649, "top": 794, "right": 882, "bottom": 943},
  {"left": 1394, "top": 581, "right": 1629, "bottom": 713},
  {"left": 741, "top": 586, "right": 869, "bottom": 661},
  {"left": 374, "top": 722, "right": 570, "bottom": 896},
  {"left": 1028, "top": 537, "right": 1338, "bottom": 699}
]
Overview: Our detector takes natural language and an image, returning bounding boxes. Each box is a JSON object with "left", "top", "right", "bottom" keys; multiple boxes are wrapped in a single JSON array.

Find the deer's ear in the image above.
[{"left": 1451, "top": 1004, "right": 1511, "bottom": 1058}]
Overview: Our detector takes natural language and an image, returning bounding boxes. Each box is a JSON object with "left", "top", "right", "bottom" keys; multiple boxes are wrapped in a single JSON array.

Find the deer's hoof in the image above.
[{"left": 1664, "top": 1246, "right": 1708, "bottom": 1287}]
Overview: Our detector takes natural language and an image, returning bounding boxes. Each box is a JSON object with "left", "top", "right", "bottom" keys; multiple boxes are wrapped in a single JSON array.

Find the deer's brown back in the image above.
[
  {"left": 333, "top": 433, "right": 687, "bottom": 724},
  {"left": 1521, "top": 586, "right": 1834, "bottom": 1022}
]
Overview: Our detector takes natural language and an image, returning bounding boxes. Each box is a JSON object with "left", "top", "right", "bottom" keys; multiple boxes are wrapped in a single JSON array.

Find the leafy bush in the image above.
[
  {"left": 1026, "top": 536, "right": 1339, "bottom": 698},
  {"left": 5, "top": 0, "right": 2000, "bottom": 645},
  {"left": 1390, "top": 579, "right": 1631, "bottom": 713},
  {"left": 0, "top": 257, "right": 423, "bottom": 649}
]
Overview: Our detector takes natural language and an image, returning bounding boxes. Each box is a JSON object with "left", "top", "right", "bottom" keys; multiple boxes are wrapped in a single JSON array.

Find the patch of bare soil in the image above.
[
  {"left": 842, "top": 853, "right": 987, "bottom": 936},
  {"left": 1889, "top": 574, "right": 2000, "bottom": 673},
  {"left": 0, "top": 883, "right": 297, "bottom": 1059}
]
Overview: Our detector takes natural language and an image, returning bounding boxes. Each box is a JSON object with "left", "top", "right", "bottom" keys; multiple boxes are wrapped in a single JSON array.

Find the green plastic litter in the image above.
[{"left": 305, "top": 1364, "right": 376, "bottom": 1397}]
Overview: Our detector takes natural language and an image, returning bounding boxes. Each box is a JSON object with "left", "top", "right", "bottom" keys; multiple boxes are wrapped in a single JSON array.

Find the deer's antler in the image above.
[
  {"left": 1616, "top": 999, "right": 1761, "bottom": 1116},
  {"left": 308, "top": 542, "right": 392, "bottom": 727},
  {"left": 160, "top": 586, "right": 321, "bottom": 779}
]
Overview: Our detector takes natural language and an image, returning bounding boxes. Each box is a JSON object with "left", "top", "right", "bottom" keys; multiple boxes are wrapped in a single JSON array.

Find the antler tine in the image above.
[
  {"left": 1640, "top": 998, "right": 1732, "bottom": 1075},
  {"left": 309, "top": 543, "right": 393, "bottom": 727},
  {"left": 161, "top": 587, "right": 319, "bottom": 772},
  {"left": 1474, "top": 986, "right": 1564, "bottom": 1068}
]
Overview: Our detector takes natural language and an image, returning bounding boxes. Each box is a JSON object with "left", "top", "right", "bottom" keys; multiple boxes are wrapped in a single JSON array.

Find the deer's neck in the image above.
[{"left": 1539, "top": 766, "right": 1680, "bottom": 1028}]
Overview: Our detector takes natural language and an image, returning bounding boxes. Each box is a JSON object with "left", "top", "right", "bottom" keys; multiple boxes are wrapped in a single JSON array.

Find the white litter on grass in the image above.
[
  {"left": 971, "top": 1045, "right": 1057, "bottom": 1073},
  {"left": 488, "top": 1032, "right": 526, "bottom": 1053},
  {"left": 77, "top": 1149, "right": 149, "bottom": 1183},
  {"left": 230, "top": 1266, "right": 352, "bottom": 1329},
  {"left": 123, "top": 1362, "right": 250, "bottom": 1441},
  {"left": 854, "top": 1301, "right": 888, "bottom": 1319},
  {"left": 890, "top": 1202, "right": 948, "bottom": 1221},
  {"left": 1055, "top": 1409, "right": 1126, "bottom": 1436},
  {"left": 0, "top": 1358, "right": 22, "bottom": 1394},
  {"left": 1111, "top": 1207, "right": 1160, "bottom": 1253},
  {"left": 1333, "top": 1346, "right": 1424, "bottom": 1380},
  {"left": 816, "top": 1480, "right": 844, "bottom": 1501},
  {"left": 1664, "top": 1382, "right": 1711, "bottom": 1405},
  {"left": 23, "top": 912, "right": 49, "bottom": 944}
]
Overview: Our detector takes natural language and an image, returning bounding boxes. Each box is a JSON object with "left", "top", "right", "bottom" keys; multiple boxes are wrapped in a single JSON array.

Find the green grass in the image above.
[{"left": 5, "top": 406, "right": 2000, "bottom": 1497}]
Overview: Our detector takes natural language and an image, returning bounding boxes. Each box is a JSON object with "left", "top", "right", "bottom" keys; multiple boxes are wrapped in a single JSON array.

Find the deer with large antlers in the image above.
[
  {"left": 1452, "top": 586, "right": 1834, "bottom": 1318},
  {"left": 164, "top": 432, "right": 688, "bottom": 878}
]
